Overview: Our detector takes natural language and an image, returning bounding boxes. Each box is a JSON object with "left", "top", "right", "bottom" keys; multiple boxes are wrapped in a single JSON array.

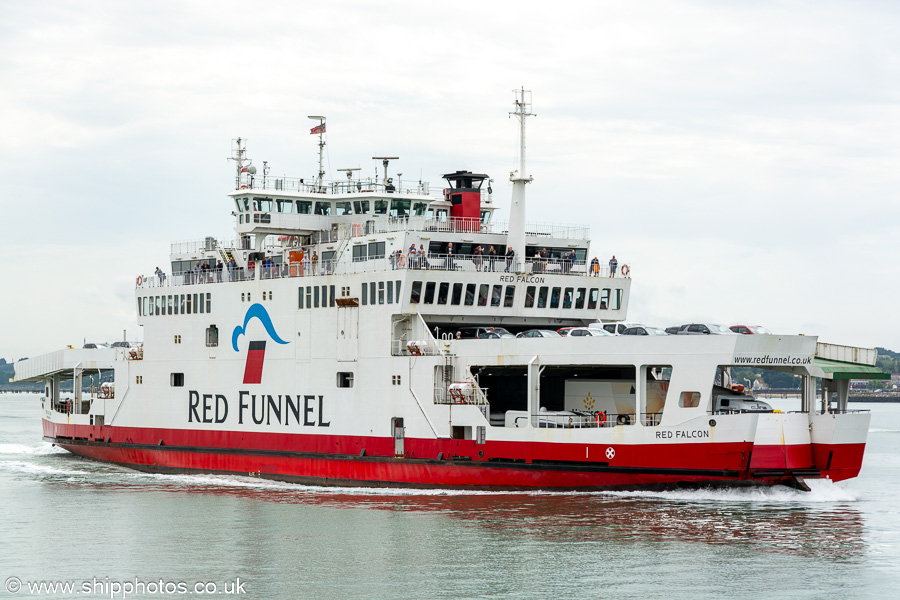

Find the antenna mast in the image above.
[
  {"left": 308, "top": 116, "right": 326, "bottom": 191},
  {"left": 228, "top": 138, "right": 255, "bottom": 190},
  {"left": 507, "top": 87, "right": 534, "bottom": 271}
]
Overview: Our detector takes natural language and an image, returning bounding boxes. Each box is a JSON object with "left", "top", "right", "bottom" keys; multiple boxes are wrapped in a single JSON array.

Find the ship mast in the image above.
[
  {"left": 507, "top": 87, "right": 534, "bottom": 272},
  {"left": 308, "top": 116, "right": 326, "bottom": 192}
]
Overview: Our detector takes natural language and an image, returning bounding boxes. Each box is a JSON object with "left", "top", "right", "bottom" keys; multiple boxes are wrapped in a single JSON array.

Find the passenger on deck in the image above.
[
  {"left": 609, "top": 255, "right": 618, "bottom": 278},
  {"left": 505, "top": 247, "right": 515, "bottom": 272},
  {"left": 487, "top": 246, "right": 497, "bottom": 271},
  {"left": 590, "top": 257, "right": 600, "bottom": 277}
]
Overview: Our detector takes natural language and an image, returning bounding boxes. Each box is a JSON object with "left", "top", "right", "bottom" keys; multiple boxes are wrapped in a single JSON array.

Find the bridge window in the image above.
[
  {"left": 410, "top": 281, "right": 422, "bottom": 303},
  {"left": 335, "top": 201, "right": 352, "bottom": 216},
  {"left": 588, "top": 289, "right": 599, "bottom": 310},
  {"left": 254, "top": 198, "right": 273, "bottom": 212},
  {"left": 424, "top": 282, "right": 436, "bottom": 304},
  {"left": 438, "top": 282, "right": 449, "bottom": 305},
  {"left": 575, "top": 288, "right": 586, "bottom": 309},
  {"left": 296, "top": 200, "right": 311, "bottom": 214},
  {"left": 353, "top": 200, "right": 370, "bottom": 214},
  {"left": 390, "top": 199, "right": 411, "bottom": 218},
  {"left": 314, "top": 202, "right": 331, "bottom": 215},
  {"left": 412, "top": 202, "right": 428, "bottom": 216},
  {"left": 276, "top": 199, "right": 293, "bottom": 213},
  {"left": 610, "top": 289, "right": 622, "bottom": 311},
  {"left": 600, "top": 288, "right": 610, "bottom": 309},
  {"left": 374, "top": 199, "right": 388, "bottom": 214}
]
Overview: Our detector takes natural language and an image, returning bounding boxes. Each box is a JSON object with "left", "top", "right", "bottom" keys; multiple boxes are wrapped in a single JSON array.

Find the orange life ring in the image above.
[
  {"left": 136, "top": 275, "right": 143, "bottom": 286},
  {"left": 595, "top": 411, "right": 607, "bottom": 426},
  {"left": 621, "top": 264, "right": 630, "bottom": 277},
  {"left": 397, "top": 254, "right": 406, "bottom": 267}
]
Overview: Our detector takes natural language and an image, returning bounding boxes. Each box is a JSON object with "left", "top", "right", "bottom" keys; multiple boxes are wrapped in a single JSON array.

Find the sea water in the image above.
[{"left": 1, "top": 393, "right": 899, "bottom": 599}]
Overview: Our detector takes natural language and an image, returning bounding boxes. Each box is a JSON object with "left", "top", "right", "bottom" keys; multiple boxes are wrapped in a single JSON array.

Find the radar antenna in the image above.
[
  {"left": 308, "top": 116, "right": 326, "bottom": 192},
  {"left": 372, "top": 156, "right": 399, "bottom": 191},
  {"left": 337, "top": 167, "right": 361, "bottom": 192}
]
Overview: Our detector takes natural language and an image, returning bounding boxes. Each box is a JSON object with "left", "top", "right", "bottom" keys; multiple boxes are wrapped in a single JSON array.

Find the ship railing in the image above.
[
  {"left": 237, "top": 176, "right": 438, "bottom": 197},
  {"left": 520, "top": 411, "right": 642, "bottom": 428},
  {"left": 393, "top": 339, "right": 442, "bottom": 356},
  {"left": 366, "top": 216, "right": 589, "bottom": 239},
  {"left": 433, "top": 383, "right": 490, "bottom": 406}
]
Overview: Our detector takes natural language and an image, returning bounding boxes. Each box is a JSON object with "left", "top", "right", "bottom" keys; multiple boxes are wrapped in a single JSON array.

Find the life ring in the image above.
[
  {"left": 397, "top": 254, "right": 406, "bottom": 267},
  {"left": 595, "top": 411, "right": 607, "bottom": 426},
  {"left": 621, "top": 264, "right": 630, "bottom": 277},
  {"left": 136, "top": 275, "right": 143, "bottom": 286}
]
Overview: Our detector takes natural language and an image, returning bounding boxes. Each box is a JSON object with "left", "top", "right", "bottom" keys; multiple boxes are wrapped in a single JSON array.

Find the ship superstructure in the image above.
[{"left": 15, "top": 91, "right": 885, "bottom": 490}]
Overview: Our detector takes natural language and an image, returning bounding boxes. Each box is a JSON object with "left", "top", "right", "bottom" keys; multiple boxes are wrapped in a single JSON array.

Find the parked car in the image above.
[
  {"left": 516, "top": 329, "right": 562, "bottom": 338},
  {"left": 664, "top": 326, "right": 681, "bottom": 335},
  {"left": 730, "top": 325, "right": 772, "bottom": 335},
  {"left": 110, "top": 341, "right": 138, "bottom": 348},
  {"left": 622, "top": 326, "right": 668, "bottom": 336},
  {"left": 478, "top": 331, "right": 516, "bottom": 339},
  {"left": 457, "top": 326, "right": 512, "bottom": 339},
  {"left": 673, "top": 323, "right": 736, "bottom": 335},
  {"left": 564, "top": 327, "right": 612, "bottom": 337},
  {"left": 588, "top": 321, "right": 648, "bottom": 336}
]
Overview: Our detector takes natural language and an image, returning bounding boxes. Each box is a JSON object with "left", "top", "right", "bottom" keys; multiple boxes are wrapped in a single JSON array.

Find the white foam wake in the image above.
[
  {"left": 599, "top": 478, "right": 859, "bottom": 504},
  {"left": 0, "top": 443, "right": 67, "bottom": 455}
]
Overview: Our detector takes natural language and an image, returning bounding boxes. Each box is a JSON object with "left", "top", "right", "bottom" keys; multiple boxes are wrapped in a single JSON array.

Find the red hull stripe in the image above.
[{"left": 43, "top": 420, "right": 865, "bottom": 487}]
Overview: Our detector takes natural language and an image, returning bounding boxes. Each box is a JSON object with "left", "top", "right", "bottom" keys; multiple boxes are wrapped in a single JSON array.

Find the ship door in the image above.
[
  {"left": 392, "top": 417, "right": 405, "bottom": 457},
  {"left": 337, "top": 305, "right": 359, "bottom": 362}
]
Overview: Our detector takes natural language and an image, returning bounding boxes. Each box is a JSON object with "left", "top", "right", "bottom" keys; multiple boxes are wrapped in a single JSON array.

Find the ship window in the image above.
[
  {"left": 588, "top": 289, "right": 599, "bottom": 310},
  {"left": 368, "top": 242, "right": 385, "bottom": 259},
  {"left": 170, "top": 373, "right": 184, "bottom": 387},
  {"left": 361, "top": 283, "right": 367, "bottom": 305},
  {"left": 254, "top": 197, "right": 273, "bottom": 212},
  {"left": 575, "top": 288, "right": 586, "bottom": 309},
  {"left": 186, "top": 295, "right": 192, "bottom": 314},
  {"left": 234, "top": 199, "right": 243, "bottom": 212},
  {"left": 306, "top": 287, "right": 312, "bottom": 307},
  {"left": 299, "top": 286, "right": 305, "bottom": 309},
  {"left": 297, "top": 200, "right": 311, "bottom": 214},
  {"left": 611, "top": 289, "right": 623, "bottom": 311},
  {"left": 168, "top": 295, "right": 173, "bottom": 315},
  {"left": 438, "top": 282, "right": 449, "bottom": 305},
  {"left": 314, "top": 202, "right": 332, "bottom": 215},
  {"left": 563, "top": 287, "right": 574, "bottom": 309},
  {"left": 374, "top": 199, "right": 388, "bottom": 214},
  {"left": 525, "top": 286, "right": 535, "bottom": 308},
  {"left": 451, "top": 283, "right": 463, "bottom": 305},
  {"left": 192, "top": 293, "right": 198, "bottom": 313},
  {"left": 680, "top": 392, "right": 701, "bottom": 408},
  {"left": 504, "top": 286, "right": 515, "bottom": 308},
  {"left": 537, "top": 286, "right": 548, "bottom": 308},
  {"left": 550, "top": 287, "right": 560, "bottom": 309},
  {"left": 477, "top": 284, "right": 489, "bottom": 307},
  {"left": 156, "top": 296, "right": 162, "bottom": 316},
  {"left": 390, "top": 199, "right": 411, "bottom": 218},
  {"left": 276, "top": 199, "right": 293, "bottom": 213},
  {"left": 353, "top": 200, "right": 370, "bottom": 214},
  {"left": 412, "top": 202, "right": 427, "bottom": 216},
  {"left": 410, "top": 281, "right": 422, "bottom": 303},
  {"left": 337, "top": 372, "right": 354, "bottom": 388},
  {"left": 465, "top": 283, "right": 476, "bottom": 306},
  {"left": 600, "top": 288, "right": 610, "bottom": 309},
  {"left": 387, "top": 281, "right": 394, "bottom": 304},
  {"left": 199, "top": 293, "right": 205, "bottom": 314},
  {"left": 370, "top": 282, "right": 376, "bottom": 305},
  {"left": 330, "top": 285, "right": 335, "bottom": 307},
  {"left": 424, "top": 282, "right": 436, "bottom": 304},
  {"left": 180, "top": 294, "right": 185, "bottom": 314},
  {"left": 335, "top": 201, "right": 352, "bottom": 216},
  {"left": 321, "top": 285, "right": 327, "bottom": 307},
  {"left": 314, "top": 286, "right": 320, "bottom": 308},
  {"left": 491, "top": 285, "right": 502, "bottom": 307},
  {"left": 378, "top": 281, "right": 385, "bottom": 305},
  {"left": 353, "top": 245, "right": 366, "bottom": 262},
  {"left": 206, "top": 325, "right": 218, "bottom": 347},
  {"left": 142, "top": 297, "right": 147, "bottom": 316}
]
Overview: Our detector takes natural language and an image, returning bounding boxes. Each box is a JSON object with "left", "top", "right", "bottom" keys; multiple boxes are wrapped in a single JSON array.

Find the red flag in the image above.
[{"left": 310, "top": 123, "right": 326, "bottom": 135}]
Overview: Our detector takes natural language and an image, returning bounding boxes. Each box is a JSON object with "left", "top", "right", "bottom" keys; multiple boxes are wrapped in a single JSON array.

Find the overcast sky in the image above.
[{"left": 1, "top": 0, "right": 898, "bottom": 360}]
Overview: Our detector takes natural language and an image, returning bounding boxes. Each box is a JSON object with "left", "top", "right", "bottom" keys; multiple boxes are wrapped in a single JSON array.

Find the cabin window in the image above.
[
  {"left": 464, "top": 283, "right": 476, "bottom": 306},
  {"left": 206, "top": 293, "right": 211, "bottom": 313},
  {"left": 390, "top": 199, "right": 411, "bottom": 218},
  {"left": 477, "top": 284, "right": 489, "bottom": 307},
  {"left": 451, "top": 283, "right": 463, "bottom": 305},
  {"left": 395, "top": 281, "right": 401, "bottom": 302},
  {"left": 525, "top": 286, "right": 535, "bottom": 308},
  {"left": 611, "top": 289, "right": 623, "bottom": 311},
  {"left": 353, "top": 200, "right": 370, "bottom": 214},
  {"left": 206, "top": 325, "right": 218, "bottom": 347},
  {"left": 374, "top": 199, "right": 389, "bottom": 214},
  {"left": 680, "top": 392, "right": 701, "bottom": 408},
  {"left": 575, "top": 288, "right": 586, "bottom": 310},
  {"left": 321, "top": 285, "right": 328, "bottom": 307},
  {"left": 305, "top": 287, "right": 312, "bottom": 307},
  {"left": 353, "top": 245, "right": 367, "bottom": 262},
  {"left": 600, "top": 288, "right": 610, "bottom": 310},
  {"left": 386, "top": 281, "right": 394, "bottom": 304},
  {"left": 170, "top": 373, "right": 184, "bottom": 387},
  {"left": 378, "top": 281, "right": 385, "bottom": 305},
  {"left": 337, "top": 372, "right": 354, "bottom": 388},
  {"left": 297, "top": 200, "right": 312, "bottom": 214},
  {"left": 335, "top": 201, "right": 352, "bottom": 215},
  {"left": 299, "top": 286, "right": 305, "bottom": 308},
  {"left": 588, "top": 289, "right": 599, "bottom": 310},
  {"left": 537, "top": 286, "right": 548, "bottom": 309},
  {"left": 276, "top": 199, "right": 293, "bottom": 213},
  {"left": 168, "top": 295, "right": 173, "bottom": 315},
  {"left": 180, "top": 294, "right": 186, "bottom": 314},
  {"left": 643, "top": 365, "right": 672, "bottom": 426},
  {"left": 410, "top": 281, "right": 422, "bottom": 303},
  {"left": 369, "top": 282, "right": 376, "bottom": 305},
  {"left": 314, "top": 202, "right": 332, "bottom": 215},
  {"left": 550, "top": 287, "right": 560, "bottom": 309},
  {"left": 563, "top": 287, "right": 574, "bottom": 309},
  {"left": 314, "top": 286, "right": 320, "bottom": 308},
  {"left": 424, "top": 282, "right": 436, "bottom": 304},
  {"left": 504, "top": 286, "right": 515, "bottom": 308},
  {"left": 412, "top": 202, "right": 428, "bottom": 216},
  {"left": 438, "top": 282, "right": 449, "bottom": 305},
  {"left": 361, "top": 283, "right": 367, "bottom": 305},
  {"left": 491, "top": 285, "right": 502, "bottom": 307},
  {"left": 329, "top": 285, "right": 335, "bottom": 307},
  {"left": 142, "top": 297, "right": 148, "bottom": 316},
  {"left": 368, "top": 242, "right": 385, "bottom": 259}
]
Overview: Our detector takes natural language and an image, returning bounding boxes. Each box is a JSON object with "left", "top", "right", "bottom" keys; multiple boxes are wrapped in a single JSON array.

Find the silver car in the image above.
[{"left": 673, "top": 323, "right": 736, "bottom": 335}]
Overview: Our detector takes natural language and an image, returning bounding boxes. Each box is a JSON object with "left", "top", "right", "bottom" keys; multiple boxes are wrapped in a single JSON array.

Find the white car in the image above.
[
  {"left": 516, "top": 329, "right": 562, "bottom": 338},
  {"left": 589, "top": 321, "right": 648, "bottom": 336},
  {"left": 564, "top": 327, "right": 612, "bottom": 337},
  {"left": 622, "top": 326, "right": 668, "bottom": 336}
]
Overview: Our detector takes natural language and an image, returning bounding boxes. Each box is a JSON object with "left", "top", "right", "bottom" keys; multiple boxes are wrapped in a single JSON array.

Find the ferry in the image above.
[{"left": 15, "top": 91, "right": 885, "bottom": 491}]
